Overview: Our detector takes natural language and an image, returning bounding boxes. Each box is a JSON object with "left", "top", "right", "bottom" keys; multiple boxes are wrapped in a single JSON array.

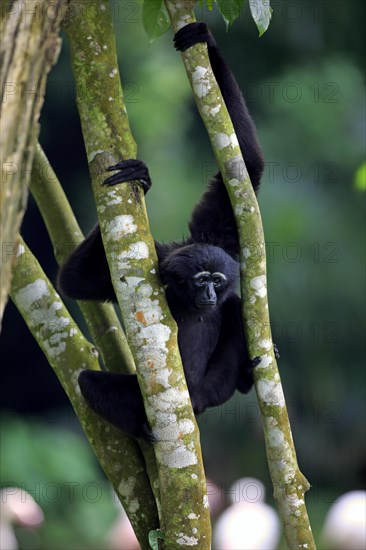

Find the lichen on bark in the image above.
[
  {"left": 10, "top": 238, "right": 158, "bottom": 548},
  {"left": 165, "top": 1, "right": 316, "bottom": 548},
  {"left": 63, "top": 1, "right": 211, "bottom": 546},
  {"left": 0, "top": 0, "right": 68, "bottom": 327},
  {"left": 30, "top": 144, "right": 135, "bottom": 374}
]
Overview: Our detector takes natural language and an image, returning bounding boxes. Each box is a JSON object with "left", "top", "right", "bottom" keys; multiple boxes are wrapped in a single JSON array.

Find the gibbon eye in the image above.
[
  {"left": 212, "top": 273, "right": 227, "bottom": 287},
  {"left": 193, "top": 272, "right": 210, "bottom": 286}
]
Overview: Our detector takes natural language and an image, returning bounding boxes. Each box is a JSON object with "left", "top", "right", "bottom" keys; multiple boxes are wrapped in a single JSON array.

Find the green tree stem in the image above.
[
  {"left": 165, "top": 2, "right": 316, "bottom": 548},
  {"left": 30, "top": 143, "right": 162, "bottom": 539},
  {"left": 10, "top": 238, "right": 158, "bottom": 549},
  {"left": 30, "top": 143, "right": 135, "bottom": 374},
  {"left": 63, "top": 1, "right": 211, "bottom": 546}
]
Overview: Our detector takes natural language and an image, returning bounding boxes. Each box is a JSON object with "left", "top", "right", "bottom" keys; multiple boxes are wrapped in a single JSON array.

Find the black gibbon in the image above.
[{"left": 58, "top": 22, "right": 264, "bottom": 441}]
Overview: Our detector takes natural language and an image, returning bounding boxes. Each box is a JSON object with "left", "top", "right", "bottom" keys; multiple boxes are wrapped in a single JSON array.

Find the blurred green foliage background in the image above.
[{"left": 1, "top": 0, "right": 365, "bottom": 548}]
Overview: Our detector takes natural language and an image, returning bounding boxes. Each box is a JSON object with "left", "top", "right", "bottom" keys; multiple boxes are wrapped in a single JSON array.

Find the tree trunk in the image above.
[{"left": 0, "top": 0, "right": 67, "bottom": 327}]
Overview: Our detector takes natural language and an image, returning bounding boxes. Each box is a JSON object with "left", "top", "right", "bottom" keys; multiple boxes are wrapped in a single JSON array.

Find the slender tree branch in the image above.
[
  {"left": 10, "top": 238, "right": 159, "bottom": 549},
  {"left": 30, "top": 144, "right": 162, "bottom": 541},
  {"left": 30, "top": 144, "right": 135, "bottom": 374},
  {"left": 165, "top": 2, "right": 316, "bottom": 548},
  {"left": 63, "top": 1, "right": 211, "bottom": 546}
]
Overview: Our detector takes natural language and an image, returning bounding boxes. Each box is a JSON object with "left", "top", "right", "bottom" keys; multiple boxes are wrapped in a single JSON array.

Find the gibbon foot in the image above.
[{"left": 140, "top": 423, "right": 156, "bottom": 445}]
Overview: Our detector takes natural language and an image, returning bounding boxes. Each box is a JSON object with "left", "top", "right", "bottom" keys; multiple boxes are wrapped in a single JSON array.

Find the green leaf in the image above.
[
  {"left": 249, "top": 0, "right": 272, "bottom": 36},
  {"left": 149, "top": 529, "right": 165, "bottom": 550},
  {"left": 142, "top": 0, "right": 171, "bottom": 43},
  {"left": 206, "top": 0, "right": 215, "bottom": 10},
  {"left": 355, "top": 162, "right": 366, "bottom": 191},
  {"left": 216, "top": 0, "right": 243, "bottom": 28}
]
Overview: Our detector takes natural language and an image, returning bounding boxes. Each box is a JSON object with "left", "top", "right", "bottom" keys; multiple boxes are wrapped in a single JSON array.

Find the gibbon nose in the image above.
[{"left": 206, "top": 283, "right": 217, "bottom": 303}]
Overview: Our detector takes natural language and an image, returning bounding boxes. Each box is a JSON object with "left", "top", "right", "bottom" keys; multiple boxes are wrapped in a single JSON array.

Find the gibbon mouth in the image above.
[{"left": 196, "top": 301, "right": 217, "bottom": 309}]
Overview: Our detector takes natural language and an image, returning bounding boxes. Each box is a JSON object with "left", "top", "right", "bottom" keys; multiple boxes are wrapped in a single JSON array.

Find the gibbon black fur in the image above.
[{"left": 58, "top": 22, "right": 264, "bottom": 441}]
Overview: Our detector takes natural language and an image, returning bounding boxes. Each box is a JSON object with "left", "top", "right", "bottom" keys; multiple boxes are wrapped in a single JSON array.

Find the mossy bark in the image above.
[
  {"left": 0, "top": 0, "right": 67, "bottom": 327},
  {"left": 63, "top": 1, "right": 211, "bottom": 546},
  {"left": 10, "top": 238, "right": 158, "bottom": 548},
  {"left": 29, "top": 144, "right": 163, "bottom": 543},
  {"left": 30, "top": 144, "right": 135, "bottom": 374},
  {"left": 165, "top": 1, "right": 316, "bottom": 548}
]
